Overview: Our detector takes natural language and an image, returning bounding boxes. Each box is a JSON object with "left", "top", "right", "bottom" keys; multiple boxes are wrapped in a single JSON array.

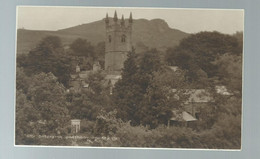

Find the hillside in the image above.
[{"left": 16, "top": 18, "right": 189, "bottom": 54}]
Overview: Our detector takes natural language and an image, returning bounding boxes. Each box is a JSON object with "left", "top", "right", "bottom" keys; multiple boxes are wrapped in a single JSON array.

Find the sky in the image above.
[{"left": 17, "top": 6, "right": 244, "bottom": 34}]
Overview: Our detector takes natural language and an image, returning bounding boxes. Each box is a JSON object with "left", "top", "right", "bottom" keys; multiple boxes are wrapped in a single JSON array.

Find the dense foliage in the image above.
[
  {"left": 66, "top": 71, "right": 112, "bottom": 120},
  {"left": 165, "top": 31, "right": 242, "bottom": 85},
  {"left": 17, "top": 36, "right": 73, "bottom": 87},
  {"left": 16, "top": 69, "right": 70, "bottom": 144},
  {"left": 15, "top": 31, "right": 242, "bottom": 149}
]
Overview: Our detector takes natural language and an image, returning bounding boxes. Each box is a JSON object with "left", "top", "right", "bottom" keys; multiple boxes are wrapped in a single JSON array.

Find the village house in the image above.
[{"left": 168, "top": 86, "right": 232, "bottom": 127}]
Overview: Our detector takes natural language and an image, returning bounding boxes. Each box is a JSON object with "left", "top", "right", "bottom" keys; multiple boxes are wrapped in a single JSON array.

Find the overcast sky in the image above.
[{"left": 17, "top": 6, "right": 244, "bottom": 34}]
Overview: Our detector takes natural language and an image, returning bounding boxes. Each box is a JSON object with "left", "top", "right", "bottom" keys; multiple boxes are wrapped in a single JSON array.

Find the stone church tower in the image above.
[{"left": 105, "top": 11, "right": 133, "bottom": 74}]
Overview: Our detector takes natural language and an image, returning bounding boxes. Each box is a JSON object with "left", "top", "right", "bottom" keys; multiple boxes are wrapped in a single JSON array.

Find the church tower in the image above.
[{"left": 105, "top": 11, "right": 133, "bottom": 74}]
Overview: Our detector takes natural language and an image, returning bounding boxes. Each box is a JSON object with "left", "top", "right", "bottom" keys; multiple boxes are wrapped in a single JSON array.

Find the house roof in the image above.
[
  {"left": 168, "top": 66, "right": 179, "bottom": 72},
  {"left": 170, "top": 110, "right": 197, "bottom": 122},
  {"left": 105, "top": 75, "right": 121, "bottom": 85},
  {"left": 182, "top": 111, "right": 197, "bottom": 121}
]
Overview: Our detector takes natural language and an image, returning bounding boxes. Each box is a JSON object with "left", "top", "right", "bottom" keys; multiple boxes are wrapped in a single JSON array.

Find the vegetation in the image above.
[
  {"left": 16, "top": 69, "right": 70, "bottom": 144},
  {"left": 165, "top": 31, "right": 242, "bottom": 85},
  {"left": 16, "top": 30, "right": 242, "bottom": 149},
  {"left": 66, "top": 71, "right": 111, "bottom": 120},
  {"left": 17, "top": 36, "right": 73, "bottom": 87}
]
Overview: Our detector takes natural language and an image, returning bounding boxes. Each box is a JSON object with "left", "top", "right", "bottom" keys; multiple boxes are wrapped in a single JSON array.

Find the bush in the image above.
[{"left": 80, "top": 120, "right": 95, "bottom": 134}]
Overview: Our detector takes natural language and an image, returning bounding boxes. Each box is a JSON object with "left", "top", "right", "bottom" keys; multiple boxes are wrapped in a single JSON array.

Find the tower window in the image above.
[
  {"left": 108, "top": 35, "right": 112, "bottom": 43},
  {"left": 121, "top": 35, "right": 126, "bottom": 42}
]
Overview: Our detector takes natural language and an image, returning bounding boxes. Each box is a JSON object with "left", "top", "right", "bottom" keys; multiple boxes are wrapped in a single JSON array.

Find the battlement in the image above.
[{"left": 105, "top": 11, "right": 132, "bottom": 28}]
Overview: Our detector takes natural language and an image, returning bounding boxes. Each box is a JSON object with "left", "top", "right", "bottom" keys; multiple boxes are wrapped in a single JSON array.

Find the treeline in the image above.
[
  {"left": 166, "top": 31, "right": 242, "bottom": 90},
  {"left": 16, "top": 31, "right": 242, "bottom": 149}
]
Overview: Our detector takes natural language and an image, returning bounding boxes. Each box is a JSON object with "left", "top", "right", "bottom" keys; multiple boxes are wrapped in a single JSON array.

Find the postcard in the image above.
[{"left": 15, "top": 6, "right": 243, "bottom": 149}]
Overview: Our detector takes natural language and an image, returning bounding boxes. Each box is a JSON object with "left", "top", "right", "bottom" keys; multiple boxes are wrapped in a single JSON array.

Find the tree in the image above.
[
  {"left": 113, "top": 49, "right": 165, "bottom": 126},
  {"left": 199, "top": 95, "right": 241, "bottom": 149},
  {"left": 16, "top": 67, "right": 30, "bottom": 94},
  {"left": 28, "top": 73, "right": 70, "bottom": 133},
  {"left": 166, "top": 31, "right": 242, "bottom": 83},
  {"left": 20, "top": 36, "right": 73, "bottom": 87},
  {"left": 67, "top": 91, "right": 101, "bottom": 120},
  {"left": 15, "top": 89, "right": 40, "bottom": 144},
  {"left": 137, "top": 67, "right": 190, "bottom": 128},
  {"left": 67, "top": 71, "right": 112, "bottom": 120},
  {"left": 113, "top": 49, "right": 142, "bottom": 125},
  {"left": 15, "top": 71, "right": 71, "bottom": 144},
  {"left": 70, "top": 38, "right": 95, "bottom": 57},
  {"left": 94, "top": 42, "right": 105, "bottom": 69},
  {"left": 136, "top": 49, "right": 161, "bottom": 93},
  {"left": 38, "top": 36, "right": 62, "bottom": 50},
  {"left": 69, "top": 38, "right": 96, "bottom": 70},
  {"left": 213, "top": 53, "right": 242, "bottom": 93},
  {"left": 233, "top": 31, "right": 243, "bottom": 54}
]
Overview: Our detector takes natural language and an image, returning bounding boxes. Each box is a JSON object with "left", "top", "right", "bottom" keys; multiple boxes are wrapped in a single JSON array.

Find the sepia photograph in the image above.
[{"left": 15, "top": 6, "right": 243, "bottom": 149}]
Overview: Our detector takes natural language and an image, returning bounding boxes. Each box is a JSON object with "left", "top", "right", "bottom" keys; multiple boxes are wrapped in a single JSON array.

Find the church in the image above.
[
  {"left": 69, "top": 11, "right": 133, "bottom": 92},
  {"left": 105, "top": 11, "right": 133, "bottom": 74}
]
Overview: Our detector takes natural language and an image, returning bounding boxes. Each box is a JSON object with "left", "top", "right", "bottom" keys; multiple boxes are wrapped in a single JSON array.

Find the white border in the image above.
[{"left": 14, "top": 5, "right": 244, "bottom": 151}]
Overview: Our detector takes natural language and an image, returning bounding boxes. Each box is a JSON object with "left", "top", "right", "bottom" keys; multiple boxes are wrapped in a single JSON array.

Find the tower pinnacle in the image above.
[
  {"left": 129, "top": 12, "right": 133, "bottom": 23},
  {"left": 121, "top": 15, "right": 125, "bottom": 25},
  {"left": 114, "top": 11, "right": 118, "bottom": 22},
  {"left": 105, "top": 13, "right": 109, "bottom": 24}
]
